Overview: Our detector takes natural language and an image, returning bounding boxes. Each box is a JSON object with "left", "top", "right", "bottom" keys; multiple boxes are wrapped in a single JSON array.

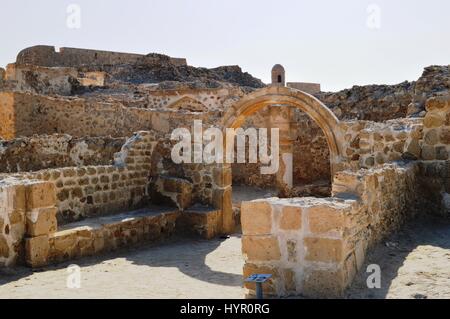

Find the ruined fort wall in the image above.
[
  {"left": 316, "top": 65, "right": 449, "bottom": 120},
  {"left": 0, "top": 92, "right": 219, "bottom": 139},
  {"left": 241, "top": 162, "right": 420, "bottom": 298},
  {"left": 339, "top": 118, "right": 424, "bottom": 171},
  {"left": 0, "top": 132, "right": 156, "bottom": 225},
  {"left": 0, "top": 134, "right": 125, "bottom": 173},
  {"left": 5, "top": 64, "right": 79, "bottom": 96},
  {"left": 16, "top": 46, "right": 187, "bottom": 68}
]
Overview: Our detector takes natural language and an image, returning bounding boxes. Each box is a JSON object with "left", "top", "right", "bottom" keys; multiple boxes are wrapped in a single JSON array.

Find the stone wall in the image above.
[
  {"left": 241, "top": 162, "right": 420, "bottom": 298},
  {"left": 231, "top": 106, "right": 331, "bottom": 188},
  {"left": 16, "top": 46, "right": 187, "bottom": 68},
  {"left": 0, "top": 178, "right": 57, "bottom": 267},
  {"left": 415, "top": 160, "right": 450, "bottom": 217},
  {"left": 0, "top": 91, "right": 220, "bottom": 139},
  {"left": 291, "top": 110, "right": 330, "bottom": 185},
  {"left": 0, "top": 134, "right": 125, "bottom": 173},
  {"left": 5, "top": 64, "right": 80, "bottom": 96},
  {"left": 340, "top": 118, "right": 424, "bottom": 171},
  {"left": 1, "top": 131, "right": 157, "bottom": 225},
  {"left": 421, "top": 95, "right": 450, "bottom": 160}
]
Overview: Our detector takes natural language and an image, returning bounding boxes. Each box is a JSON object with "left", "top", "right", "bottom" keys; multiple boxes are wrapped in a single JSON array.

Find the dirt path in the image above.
[{"left": 1, "top": 218, "right": 449, "bottom": 299}]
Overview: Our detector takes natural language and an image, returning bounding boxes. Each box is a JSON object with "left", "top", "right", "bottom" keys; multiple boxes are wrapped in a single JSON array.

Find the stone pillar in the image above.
[
  {"left": 212, "top": 163, "right": 234, "bottom": 234},
  {"left": 24, "top": 181, "right": 57, "bottom": 268},
  {"left": 0, "top": 181, "right": 26, "bottom": 267},
  {"left": 269, "top": 106, "right": 293, "bottom": 196}
]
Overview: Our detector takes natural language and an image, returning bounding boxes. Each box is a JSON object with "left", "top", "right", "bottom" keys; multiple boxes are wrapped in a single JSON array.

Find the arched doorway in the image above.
[{"left": 214, "top": 86, "right": 344, "bottom": 234}]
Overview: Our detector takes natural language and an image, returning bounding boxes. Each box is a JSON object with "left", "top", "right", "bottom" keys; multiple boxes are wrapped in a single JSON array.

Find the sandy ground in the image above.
[
  {"left": 1, "top": 217, "right": 449, "bottom": 299},
  {"left": 346, "top": 217, "right": 450, "bottom": 299},
  {"left": 0, "top": 235, "right": 245, "bottom": 299}
]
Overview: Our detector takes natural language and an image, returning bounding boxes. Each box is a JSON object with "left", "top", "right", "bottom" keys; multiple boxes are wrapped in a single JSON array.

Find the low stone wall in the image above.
[
  {"left": 421, "top": 95, "right": 450, "bottom": 160},
  {"left": 5, "top": 64, "right": 79, "bottom": 96},
  {"left": 241, "top": 162, "right": 419, "bottom": 298},
  {"left": 0, "top": 91, "right": 220, "bottom": 139},
  {"left": 0, "top": 178, "right": 57, "bottom": 267},
  {"left": 415, "top": 160, "right": 450, "bottom": 217},
  {"left": 0, "top": 134, "right": 125, "bottom": 173},
  {"left": 1, "top": 131, "right": 157, "bottom": 225},
  {"left": 340, "top": 118, "right": 424, "bottom": 171}
]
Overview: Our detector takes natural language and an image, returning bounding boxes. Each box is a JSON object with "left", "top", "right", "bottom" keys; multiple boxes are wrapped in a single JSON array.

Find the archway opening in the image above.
[{"left": 218, "top": 86, "right": 343, "bottom": 233}]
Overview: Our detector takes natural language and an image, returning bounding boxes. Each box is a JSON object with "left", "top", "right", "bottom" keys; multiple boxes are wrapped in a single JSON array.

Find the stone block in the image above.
[
  {"left": 423, "top": 113, "right": 444, "bottom": 128},
  {"left": 26, "top": 182, "right": 56, "bottom": 210},
  {"left": 308, "top": 205, "right": 344, "bottom": 235},
  {"left": 421, "top": 145, "right": 436, "bottom": 160},
  {"left": 25, "top": 235, "right": 50, "bottom": 268},
  {"left": 177, "top": 208, "right": 221, "bottom": 239},
  {"left": 7, "top": 184, "right": 26, "bottom": 211},
  {"left": 51, "top": 230, "right": 79, "bottom": 256},
  {"left": 424, "top": 129, "right": 439, "bottom": 145},
  {"left": 302, "top": 267, "right": 345, "bottom": 298},
  {"left": 304, "top": 237, "right": 344, "bottom": 263},
  {"left": 26, "top": 207, "right": 57, "bottom": 237},
  {"left": 279, "top": 206, "right": 302, "bottom": 231},
  {"left": 242, "top": 235, "right": 281, "bottom": 261},
  {"left": 241, "top": 201, "right": 272, "bottom": 235}
]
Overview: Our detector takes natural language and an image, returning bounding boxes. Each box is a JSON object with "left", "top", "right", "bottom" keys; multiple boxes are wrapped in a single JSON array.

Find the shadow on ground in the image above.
[
  {"left": 0, "top": 234, "right": 243, "bottom": 289},
  {"left": 345, "top": 217, "right": 450, "bottom": 299}
]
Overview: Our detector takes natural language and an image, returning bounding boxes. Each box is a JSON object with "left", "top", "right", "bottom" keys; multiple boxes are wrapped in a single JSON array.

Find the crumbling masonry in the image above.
[{"left": 0, "top": 45, "right": 449, "bottom": 298}]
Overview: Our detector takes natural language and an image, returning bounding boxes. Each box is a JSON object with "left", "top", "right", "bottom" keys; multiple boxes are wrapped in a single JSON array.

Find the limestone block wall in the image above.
[
  {"left": 241, "top": 162, "right": 420, "bottom": 298},
  {"left": 291, "top": 110, "right": 330, "bottom": 184},
  {"left": 0, "top": 179, "right": 26, "bottom": 267},
  {"left": 339, "top": 118, "right": 424, "bottom": 171},
  {"left": 415, "top": 160, "right": 450, "bottom": 217},
  {"left": 231, "top": 106, "right": 331, "bottom": 188},
  {"left": 0, "top": 134, "right": 125, "bottom": 173},
  {"left": 332, "top": 163, "right": 420, "bottom": 247},
  {"left": 142, "top": 87, "right": 246, "bottom": 112},
  {"left": 150, "top": 139, "right": 216, "bottom": 205},
  {"left": 5, "top": 63, "right": 79, "bottom": 96},
  {"left": 16, "top": 46, "right": 187, "bottom": 68},
  {"left": 0, "top": 178, "right": 57, "bottom": 267},
  {"left": 421, "top": 95, "right": 450, "bottom": 160},
  {"left": 1, "top": 131, "right": 157, "bottom": 224},
  {"left": 0, "top": 91, "right": 219, "bottom": 139},
  {"left": 241, "top": 197, "right": 356, "bottom": 298}
]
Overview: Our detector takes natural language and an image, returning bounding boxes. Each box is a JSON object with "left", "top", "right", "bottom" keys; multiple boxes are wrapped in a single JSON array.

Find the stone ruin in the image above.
[{"left": 0, "top": 45, "right": 449, "bottom": 298}]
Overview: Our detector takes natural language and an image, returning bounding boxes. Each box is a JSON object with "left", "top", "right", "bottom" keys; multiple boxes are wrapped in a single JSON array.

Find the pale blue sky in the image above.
[{"left": 0, "top": 0, "right": 448, "bottom": 91}]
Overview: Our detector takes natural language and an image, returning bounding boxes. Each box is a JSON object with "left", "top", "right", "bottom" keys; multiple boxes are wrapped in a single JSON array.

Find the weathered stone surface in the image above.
[
  {"left": 25, "top": 235, "right": 50, "bottom": 267},
  {"left": 177, "top": 208, "right": 221, "bottom": 239},
  {"left": 308, "top": 205, "right": 344, "bottom": 234},
  {"left": 304, "top": 237, "right": 343, "bottom": 263},
  {"left": 424, "top": 113, "right": 444, "bottom": 128},
  {"left": 26, "top": 182, "right": 56, "bottom": 210},
  {"left": 242, "top": 235, "right": 281, "bottom": 261},
  {"left": 26, "top": 207, "right": 57, "bottom": 237},
  {"left": 240, "top": 201, "right": 272, "bottom": 235},
  {"left": 302, "top": 268, "right": 345, "bottom": 298},
  {"left": 279, "top": 206, "right": 302, "bottom": 231}
]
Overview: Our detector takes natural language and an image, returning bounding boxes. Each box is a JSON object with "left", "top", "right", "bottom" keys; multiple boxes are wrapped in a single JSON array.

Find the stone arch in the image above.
[
  {"left": 223, "top": 85, "right": 343, "bottom": 172},
  {"left": 166, "top": 96, "right": 208, "bottom": 112},
  {"left": 215, "top": 85, "right": 344, "bottom": 234}
]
